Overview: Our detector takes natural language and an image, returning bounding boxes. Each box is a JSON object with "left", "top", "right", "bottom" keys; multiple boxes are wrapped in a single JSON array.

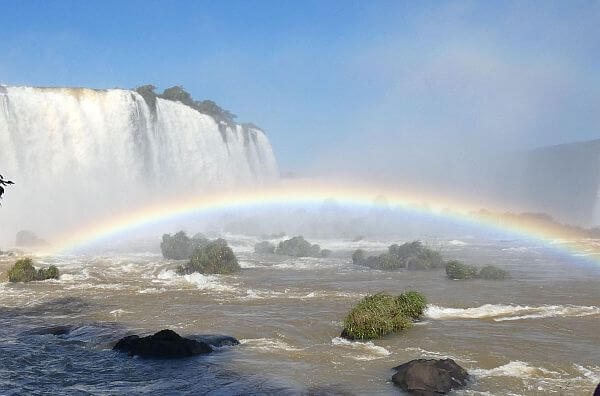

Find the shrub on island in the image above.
[
  {"left": 478, "top": 265, "right": 509, "bottom": 280},
  {"left": 352, "top": 249, "right": 366, "bottom": 265},
  {"left": 445, "top": 261, "right": 509, "bottom": 280},
  {"left": 254, "top": 241, "right": 276, "bottom": 254},
  {"left": 352, "top": 241, "right": 444, "bottom": 270},
  {"left": 161, "top": 231, "right": 208, "bottom": 260},
  {"left": 176, "top": 239, "right": 240, "bottom": 275},
  {"left": 275, "top": 236, "right": 323, "bottom": 258},
  {"left": 7, "top": 258, "right": 59, "bottom": 282},
  {"left": 341, "top": 291, "right": 427, "bottom": 340},
  {"left": 445, "top": 260, "right": 478, "bottom": 280}
]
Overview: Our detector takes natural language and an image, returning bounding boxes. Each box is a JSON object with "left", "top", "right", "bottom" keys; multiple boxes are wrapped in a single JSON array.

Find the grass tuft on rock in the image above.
[
  {"left": 7, "top": 258, "right": 59, "bottom": 282},
  {"left": 341, "top": 292, "right": 427, "bottom": 340}
]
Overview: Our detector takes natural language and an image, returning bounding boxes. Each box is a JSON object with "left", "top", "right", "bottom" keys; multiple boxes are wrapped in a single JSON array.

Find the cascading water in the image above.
[{"left": 0, "top": 86, "right": 278, "bottom": 243}]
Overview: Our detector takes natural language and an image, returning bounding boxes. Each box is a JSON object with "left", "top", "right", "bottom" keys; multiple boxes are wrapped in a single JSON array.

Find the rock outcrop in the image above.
[
  {"left": 391, "top": 358, "right": 469, "bottom": 395},
  {"left": 113, "top": 329, "right": 213, "bottom": 358}
]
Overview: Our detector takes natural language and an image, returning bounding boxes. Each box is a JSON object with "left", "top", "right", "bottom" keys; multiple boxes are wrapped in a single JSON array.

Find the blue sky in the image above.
[{"left": 1, "top": 1, "right": 599, "bottom": 172}]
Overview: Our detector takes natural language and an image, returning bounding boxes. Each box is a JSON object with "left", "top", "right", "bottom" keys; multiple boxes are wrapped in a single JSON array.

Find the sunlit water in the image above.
[{"left": 1, "top": 236, "right": 599, "bottom": 395}]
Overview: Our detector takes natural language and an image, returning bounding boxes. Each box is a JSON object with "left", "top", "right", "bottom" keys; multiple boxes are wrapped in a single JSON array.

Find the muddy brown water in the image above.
[{"left": 1, "top": 236, "right": 599, "bottom": 395}]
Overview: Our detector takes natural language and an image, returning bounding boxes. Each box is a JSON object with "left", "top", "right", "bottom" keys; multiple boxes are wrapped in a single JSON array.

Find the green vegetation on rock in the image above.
[
  {"left": 341, "top": 291, "right": 427, "bottom": 340},
  {"left": 445, "top": 260, "right": 478, "bottom": 280},
  {"left": 134, "top": 85, "right": 241, "bottom": 129},
  {"left": 445, "top": 261, "right": 509, "bottom": 280},
  {"left": 352, "top": 241, "right": 444, "bottom": 270},
  {"left": 161, "top": 231, "right": 208, "bottom": 260},
  {"left": 478, "top": 265, "right": 509, "bottom": 280},
  {"left": 254, "top": 241, "right": 276, "bottom": 254},
  {"left": 352, "top": 249, "right": 366, "bottom": 265},
  {"left": 7, "top": 258, "right": 59, "bottom": 282},
  {"left": 275, "top": 236, "right": 323, "bottom": 258},
  {"left": 176, "top": 239, "right": 240, "bottom": 275}
]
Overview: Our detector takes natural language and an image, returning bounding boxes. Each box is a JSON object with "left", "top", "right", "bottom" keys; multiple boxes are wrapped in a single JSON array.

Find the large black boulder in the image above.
[
  {"left": 391, "top": 358, "right": 469, "bottom": 395},
  {"left": 113, "top": 329, "right": 213, "bottom": 358}
]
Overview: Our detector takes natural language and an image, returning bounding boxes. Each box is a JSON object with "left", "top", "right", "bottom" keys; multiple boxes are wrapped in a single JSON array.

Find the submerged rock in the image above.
[
  {"left": 113, "top": 329, "right": 213, "bottom": 358},
  {"left": 189, "top": 334, "right": 240, "bottom": 348},
  {"left": 391, "top": 358, "right": 469, "bottom": 395},
  {"left": 24, "top": 325, "right": 74, "bottom": 336}
]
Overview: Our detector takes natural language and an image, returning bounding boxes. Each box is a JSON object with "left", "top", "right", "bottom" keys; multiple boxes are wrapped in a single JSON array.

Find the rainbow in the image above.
[{"left": 46, "top": 180, "right": 600, "bottom": 262}]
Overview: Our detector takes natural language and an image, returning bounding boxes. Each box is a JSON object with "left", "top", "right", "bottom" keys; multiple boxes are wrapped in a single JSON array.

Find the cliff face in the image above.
[{"left": 0, "top": 86, "right": 279, "bottom": 240}]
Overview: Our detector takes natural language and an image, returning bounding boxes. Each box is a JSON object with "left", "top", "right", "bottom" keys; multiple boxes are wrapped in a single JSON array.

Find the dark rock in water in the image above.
[
  {"left": 24, "top": 325, "right": 74, "bottom": 336},
  {"left": 594, "top": 383, "right": 600, "bottom": 396},
  {"left": 113, "top": 329, "right": 213, "bottom": 358},
  {"left": 391, "top": 358, "right": 468, "bottom": 395},
  {"left": 189, "top": 334, "right": 240, "bottom": 348}
]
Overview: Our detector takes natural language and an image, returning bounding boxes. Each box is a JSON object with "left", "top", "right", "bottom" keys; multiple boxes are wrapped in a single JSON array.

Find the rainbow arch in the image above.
[{"left": 46, "top": 181, "right": 600, "bottom": 262}]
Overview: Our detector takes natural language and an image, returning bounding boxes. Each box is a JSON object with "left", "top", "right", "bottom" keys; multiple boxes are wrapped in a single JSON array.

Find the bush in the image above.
[
  {"left": 254, "top": 241, "right": 276, "bottom": 254},
  {"left": 479, "top": 265, "right": 509, "bottom": 280},
  {"left": 8, "top": 258, "right": 36, "bottom": 282},
  {"left": 445, "top": 261, "right": 509, "bottom": 280},
  {"left": 341, "top": 292, "right": 427, "bottom": 340},
  {"left": 176, "top": 239, "right": 240, "bottom": 275},
  {"left": 445, "top": 260, "right": 478, "bottom": 280},
  {"left": 275, "top": 236, "right": 322, "bottom": 258},
  {"left": 355, "top": 241, "right": 444, "bottom": 270},
  {"left": 161, "top": 231, "right": 208, "bottom": 260},
  {"left": 37, "top": 265, "right": 59, "bottom": 281},
  {"left": 7, "top": 258, "right": 59, "bottom": 282},
  {"left": 352, "top": 249, "right": 366, "bottom": 265}
]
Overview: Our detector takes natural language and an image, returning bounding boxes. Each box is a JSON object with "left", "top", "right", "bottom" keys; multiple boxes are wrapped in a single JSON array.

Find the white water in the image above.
[
  {"left": 0, "top": 86, "right": 278, "bottom": 242},
  {"left": 425, "top": 304, "right": 600, "bottom": 321}
]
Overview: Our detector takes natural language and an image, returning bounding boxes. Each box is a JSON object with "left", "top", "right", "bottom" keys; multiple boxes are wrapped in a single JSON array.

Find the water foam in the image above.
[
  {"left": 240, "top": 338, "right": 304, "bottom": 352},
  {"left": 470, "top": 361, "right": 549, "bottom": 378},
  {"left": 331, "top": 337, "right": 391, "bottom": 361},
  {"left": 155, "top": 269, "right": 237, "bottom": 292},
  {"left": 426, "top": 304, "right": 600, "bottom": 321}
]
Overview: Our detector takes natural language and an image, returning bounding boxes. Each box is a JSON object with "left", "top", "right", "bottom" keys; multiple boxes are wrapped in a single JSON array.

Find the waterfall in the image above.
[{"left": 0, "top": 86, "right": 278, "bottom": 242}]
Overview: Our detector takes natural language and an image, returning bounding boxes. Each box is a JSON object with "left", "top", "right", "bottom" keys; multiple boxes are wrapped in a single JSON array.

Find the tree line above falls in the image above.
[{"left": 134, "top": 85, "right": 262, "bottom": 133}]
